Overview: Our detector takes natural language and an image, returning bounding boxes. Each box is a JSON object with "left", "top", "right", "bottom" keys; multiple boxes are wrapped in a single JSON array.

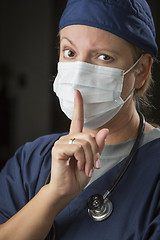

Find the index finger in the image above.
[{"left": 69, "top": 89, "right": 84, "bottom": 134}]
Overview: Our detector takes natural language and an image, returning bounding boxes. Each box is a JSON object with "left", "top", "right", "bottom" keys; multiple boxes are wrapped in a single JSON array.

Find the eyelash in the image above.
[
  {"left": 62, "top": 48, "right": 114, "bottom": 63},
  {"left": 63, "top": 49, "right": 76, "bottom": 59},
  {"left": 98, "top": 54, "right": 112, "bottom": 62}
]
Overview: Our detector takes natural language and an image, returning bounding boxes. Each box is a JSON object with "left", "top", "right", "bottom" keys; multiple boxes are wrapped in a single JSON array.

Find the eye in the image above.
[
  {"left": 98, "top": 54, "right": 112, "bottom": 62},
  {"left": 63, "top": 49, "right": 75, "bottom": 58}
]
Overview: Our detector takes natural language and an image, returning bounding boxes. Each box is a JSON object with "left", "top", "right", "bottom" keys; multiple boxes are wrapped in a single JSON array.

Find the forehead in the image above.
[{"left": 60, "top": 25, "right": 134, "bottom": 54}]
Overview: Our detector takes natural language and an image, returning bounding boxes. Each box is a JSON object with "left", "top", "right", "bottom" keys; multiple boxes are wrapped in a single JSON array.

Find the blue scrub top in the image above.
[
  {"left": 54, "top": 137, "right": 160, "bottom": 240},
  {"left": 0, "top": 133, "right": 160, "bottom": 239}
]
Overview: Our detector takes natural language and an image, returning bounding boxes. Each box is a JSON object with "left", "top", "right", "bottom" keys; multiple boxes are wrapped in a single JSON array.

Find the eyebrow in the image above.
[
  {"left": 60, "top": 37, "right": 77, "bottom": 48},
  {"left": 60, "top": 36, "right": 120, "bottom": 56}
]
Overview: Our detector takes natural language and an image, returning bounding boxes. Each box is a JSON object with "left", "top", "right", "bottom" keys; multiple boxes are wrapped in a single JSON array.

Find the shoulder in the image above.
[
  {"left": 137, "top": 136, "right": 160, "bottom": 171},
  {"left": 22, "top": 132, "right": 67, "bottom": 158},
  {"left": 0, "top": 132, "right": 68, "bottom": 198},
  {"left": 15, "top": 132, "right": 68, "bottom": 174},
  {"left": 0, "top": 132, "right": 67, "bottom": 223},
  {"left": 140, "top": 128, "right": 160, "bottom": 155},
  {"left": 5, "top": 132, "right": 67, "bottom": 171},
  {"left": 142, "top": 136, "right": 160, "bottom": 153}
]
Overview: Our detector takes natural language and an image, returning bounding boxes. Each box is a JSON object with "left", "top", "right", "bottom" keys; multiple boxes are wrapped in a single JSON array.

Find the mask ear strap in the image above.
[
  {"left": 123, "top": 88, "right": 135, "bottom": 103},
  {"left": 124, "top": 55, "right": 143, "bottom": 75}
]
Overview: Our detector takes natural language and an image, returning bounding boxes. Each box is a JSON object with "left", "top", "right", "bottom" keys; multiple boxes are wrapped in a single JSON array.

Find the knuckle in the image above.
[
  {"left": 74, "top": 145, "right": 84, "bottom": 158},
  {"left": 75, "top": 144, "right": 83, "bottom": 153},
  {"left": 53, "top": 135, "right": 68, "bottom": 146},
  {"left": 83, "top": 140, "right": 90, "bottom": 149},
  {"left": 51, "top": 143, "right": 60, "bottom": 155},
  {"left": 59, "top": 135, "right": 67, "bottom": 141},
  {"left": 85, "top": 134, "right": 98, "bottom": 152},
  {"left": 84, "top": 133, "right": 93, "bottom": 141},
  {"left": 53, "top": 141, "right": 59, "bottom": 147}
]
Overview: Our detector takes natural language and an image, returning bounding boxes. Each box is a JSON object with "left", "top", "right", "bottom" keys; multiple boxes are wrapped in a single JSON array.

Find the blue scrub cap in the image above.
[{"left": 59, "top": 0, "right": 158, "bottom": 58}]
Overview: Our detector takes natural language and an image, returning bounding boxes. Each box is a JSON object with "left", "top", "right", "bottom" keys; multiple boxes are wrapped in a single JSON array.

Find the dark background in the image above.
[{"left": 0, "top": 0, "right": 160, "bottom": 170}]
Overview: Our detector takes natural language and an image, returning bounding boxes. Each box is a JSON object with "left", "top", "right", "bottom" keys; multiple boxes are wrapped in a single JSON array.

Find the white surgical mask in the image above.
[{"left": 53, "top": 58, "right": 140, "bottom": 129}]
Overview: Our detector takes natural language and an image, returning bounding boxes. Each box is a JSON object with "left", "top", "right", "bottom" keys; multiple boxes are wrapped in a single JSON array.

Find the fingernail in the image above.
[
  {"left": 90, "top": 133, "right": 95, "bottom": 138},
  {"left": 96, "top": 152, "right": 100, "bottom": 159},
  {"left": 89, "top": 169, "right": 93, "bottom": 178},
  {"left": 96, "top": 159, "right": 101, "bottom": 169}
]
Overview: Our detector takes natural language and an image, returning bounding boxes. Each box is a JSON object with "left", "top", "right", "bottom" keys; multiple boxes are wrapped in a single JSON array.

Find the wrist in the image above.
[{"left": 41, "top": 184, "right": 75, "bottom": 217}]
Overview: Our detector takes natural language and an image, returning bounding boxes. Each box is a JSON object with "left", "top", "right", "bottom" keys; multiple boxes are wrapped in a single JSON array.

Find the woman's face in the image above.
[{"left": 59, "top": 25, "right": 139, "bottom": 100}]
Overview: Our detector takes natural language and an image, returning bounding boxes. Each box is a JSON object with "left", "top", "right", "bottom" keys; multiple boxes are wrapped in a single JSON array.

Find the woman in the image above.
[{"left": 0, "top": 0, "right": 159, "bottom": 239}]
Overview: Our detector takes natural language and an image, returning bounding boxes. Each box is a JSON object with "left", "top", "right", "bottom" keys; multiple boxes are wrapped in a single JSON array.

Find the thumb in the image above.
[{"left": 95, "top": 128, "right": 109, "bottom": 153}]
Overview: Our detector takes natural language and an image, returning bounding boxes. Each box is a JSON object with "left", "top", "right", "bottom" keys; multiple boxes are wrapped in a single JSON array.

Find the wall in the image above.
[{"left": 0, "top": 0, "right": 56, "bottom": 165}]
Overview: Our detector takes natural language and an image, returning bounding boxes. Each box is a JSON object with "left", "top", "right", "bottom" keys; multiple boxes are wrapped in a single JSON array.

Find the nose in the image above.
[{"left": 77, "top": 54, "right": 91, "bottom": 64}]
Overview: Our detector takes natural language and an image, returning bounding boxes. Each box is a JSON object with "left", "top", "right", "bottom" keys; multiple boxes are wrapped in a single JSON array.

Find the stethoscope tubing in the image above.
[
  {"left": 45, "top": 111, "right": 145, "bottom": 222},
  {"left": 87, "top": 111, "right": 145, "bottom": 221}
]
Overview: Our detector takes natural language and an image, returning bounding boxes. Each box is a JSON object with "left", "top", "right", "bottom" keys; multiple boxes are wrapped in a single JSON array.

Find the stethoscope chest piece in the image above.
[{"left": 87, "top": 194, "right": 113, "bottom": 221}]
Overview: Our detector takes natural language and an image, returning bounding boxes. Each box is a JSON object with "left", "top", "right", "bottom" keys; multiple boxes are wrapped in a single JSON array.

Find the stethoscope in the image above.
[
  {"left": 45, "top": 111, "right": 145, "bottom": 223},
  {"left": 87, "top": 111, "right": 145, "bottom": 221}
]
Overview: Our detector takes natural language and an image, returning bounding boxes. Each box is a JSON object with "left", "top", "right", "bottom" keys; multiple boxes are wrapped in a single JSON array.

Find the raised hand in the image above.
[
  {"left": 50, "top": 90, "right": 109, "bottom": 199},
  {"left": 0, "top": 90, "right": 109, "bottom": 240}
]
